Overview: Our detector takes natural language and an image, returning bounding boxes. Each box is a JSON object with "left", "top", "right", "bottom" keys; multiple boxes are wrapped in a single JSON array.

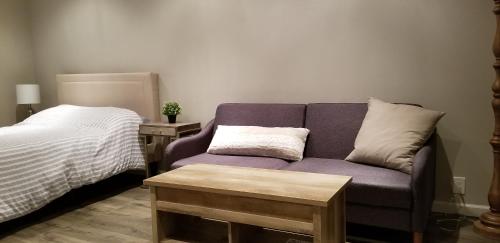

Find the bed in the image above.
[{"left": 0, "top": 72, "right": 160, "bottom": 223}]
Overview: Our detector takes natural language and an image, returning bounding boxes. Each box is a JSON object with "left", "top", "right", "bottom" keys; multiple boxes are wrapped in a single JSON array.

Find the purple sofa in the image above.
[{"left": 164, "top": 103, "right": 436, "bottom": 239}]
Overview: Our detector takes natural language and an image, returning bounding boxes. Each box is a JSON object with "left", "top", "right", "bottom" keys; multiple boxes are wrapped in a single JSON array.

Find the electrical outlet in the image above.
[{"left": 453, "top": 177, "right": 466, "bottom": 195}]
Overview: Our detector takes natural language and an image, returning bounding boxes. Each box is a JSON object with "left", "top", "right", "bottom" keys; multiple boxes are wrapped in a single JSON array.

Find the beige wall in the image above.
[
  {"left": 0, "top": 0, "right": 35, "bottom": 126},
  {"left": 30, "top": 0, "right": 495, "bottom": 206}
]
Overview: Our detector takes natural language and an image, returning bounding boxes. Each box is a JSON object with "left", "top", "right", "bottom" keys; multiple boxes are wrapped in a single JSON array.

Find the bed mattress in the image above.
[{"left": 0, "top": 105, "right": 145, "bottom": 223}]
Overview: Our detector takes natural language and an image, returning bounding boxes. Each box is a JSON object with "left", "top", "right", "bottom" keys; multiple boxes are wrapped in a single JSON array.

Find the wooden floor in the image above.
[{"left": 0, "top": 173, "right": 497, "bottom": 243}]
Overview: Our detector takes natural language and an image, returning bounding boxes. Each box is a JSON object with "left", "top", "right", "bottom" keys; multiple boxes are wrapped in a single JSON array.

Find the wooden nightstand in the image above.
[{"left": 139, "top": 122, "right": 201, "bottom": 178}]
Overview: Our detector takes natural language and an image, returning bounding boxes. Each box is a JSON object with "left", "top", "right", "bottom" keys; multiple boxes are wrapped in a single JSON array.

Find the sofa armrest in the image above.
[
  {"left": 410, "top": 134, "right": 436, "bottom": 232},
  {"left": 163, "top": 119, "right": 215, "bottom": 170}
]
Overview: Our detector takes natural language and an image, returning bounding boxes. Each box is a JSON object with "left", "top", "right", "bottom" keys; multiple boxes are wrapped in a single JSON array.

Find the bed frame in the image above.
[
  {"left": 57, "top": 72, "right": 161, "bottom": 122},
  {"left": 474, "top": 1, "right": 500, "bottom": 239}
]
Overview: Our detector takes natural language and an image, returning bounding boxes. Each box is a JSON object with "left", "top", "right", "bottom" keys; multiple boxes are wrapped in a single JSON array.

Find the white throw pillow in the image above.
[
  {"left": 207, "top": 125, "right": 310, "bottom": 161},
  {"left": 346, "top": 98, "right": 445, "bottom": 174}
]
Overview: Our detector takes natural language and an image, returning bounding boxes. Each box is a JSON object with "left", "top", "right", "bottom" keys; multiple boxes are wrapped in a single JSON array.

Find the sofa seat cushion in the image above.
[
  {"left": 283, "top": 158, "right": 411, "bottom": 209},
  {"left": 171, "top": 153, "right": 290, "bottom": 170}
]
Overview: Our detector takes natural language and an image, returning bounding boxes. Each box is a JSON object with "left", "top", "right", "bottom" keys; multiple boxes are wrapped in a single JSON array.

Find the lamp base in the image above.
[{"left": 27, "top": 104, "right": 34, "bottom": 117}]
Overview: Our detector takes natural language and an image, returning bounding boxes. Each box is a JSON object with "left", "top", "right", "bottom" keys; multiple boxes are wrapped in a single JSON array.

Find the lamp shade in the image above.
[{"left": 16, "top": 84, "right": 40, "bottom": 104}]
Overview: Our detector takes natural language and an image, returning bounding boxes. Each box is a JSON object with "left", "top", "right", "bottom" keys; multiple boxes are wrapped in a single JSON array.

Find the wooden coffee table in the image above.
[{"left": 144, "top": 164, "right": 352, "bottom": 243}]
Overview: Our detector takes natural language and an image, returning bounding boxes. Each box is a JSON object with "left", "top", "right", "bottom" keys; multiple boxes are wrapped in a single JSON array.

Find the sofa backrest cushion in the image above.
[
  {"left": 214, "top": 103, "right": 306, "bottom": 132},
  {"left": 304, "top": 103, "right": 367, "bottom": 159}
]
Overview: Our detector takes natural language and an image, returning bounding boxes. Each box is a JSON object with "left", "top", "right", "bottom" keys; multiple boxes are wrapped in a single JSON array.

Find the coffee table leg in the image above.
[
  {"left": 333, "top": 191, "right": 346, "bottom": 243},
  {"left": 313, "top": 191, "right": 346, "bottom": 243},
  {"left": 150, "top": 187, "right": 162, "bottom": 243},
  {"left": 151, "top": 187, "right": 176, "bottom": 243}
]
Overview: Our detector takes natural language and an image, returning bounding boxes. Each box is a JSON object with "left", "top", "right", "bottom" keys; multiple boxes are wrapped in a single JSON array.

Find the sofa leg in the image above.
[{"left": 413, "top": 232, "right": 423, "bottom": 243}]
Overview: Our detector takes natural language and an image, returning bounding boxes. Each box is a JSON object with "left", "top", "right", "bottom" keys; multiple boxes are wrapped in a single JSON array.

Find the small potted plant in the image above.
[{"left": 162, "top": 101, "right": 182, "bottom": 123}]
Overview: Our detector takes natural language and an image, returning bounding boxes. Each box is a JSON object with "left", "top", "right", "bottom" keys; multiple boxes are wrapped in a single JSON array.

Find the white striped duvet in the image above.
[{"left": 0, "top": 105, "right": 144, "bottom": 223}]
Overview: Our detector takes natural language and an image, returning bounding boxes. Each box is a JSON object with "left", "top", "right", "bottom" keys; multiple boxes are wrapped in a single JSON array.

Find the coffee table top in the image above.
[{"left": 144, "top": 164, "right": 352, "bottom": 207}]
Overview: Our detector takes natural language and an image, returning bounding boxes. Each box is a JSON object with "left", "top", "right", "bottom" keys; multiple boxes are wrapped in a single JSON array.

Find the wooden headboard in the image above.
[{"left": 57, "top": 72, "right": 161, "bottom": 122}]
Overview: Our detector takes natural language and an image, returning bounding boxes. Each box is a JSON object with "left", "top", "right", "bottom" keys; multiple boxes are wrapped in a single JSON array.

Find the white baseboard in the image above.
[{"left": 432, "top": 200, "right": 489, "bottom": 217}]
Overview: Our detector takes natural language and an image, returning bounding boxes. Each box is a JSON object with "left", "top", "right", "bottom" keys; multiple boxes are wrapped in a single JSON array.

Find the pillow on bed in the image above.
[
  {"left": 207, "top": 125, "right": 310, "bottom": 161},
  {"left": 345, "top": 98, "right": 444, "bottom": 174}
]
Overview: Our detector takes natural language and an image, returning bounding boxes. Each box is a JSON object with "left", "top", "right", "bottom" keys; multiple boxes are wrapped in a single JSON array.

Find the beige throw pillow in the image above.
[
  {"left": 346, "top": 98, "right": 444, "bottom": 174},
  {"left": 207, "top": 125, "right": 310, "bottom": 161}
]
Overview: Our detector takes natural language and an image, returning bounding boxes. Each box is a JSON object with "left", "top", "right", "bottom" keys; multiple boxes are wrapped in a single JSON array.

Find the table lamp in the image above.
[{"left": 16, "top": 84, "right": 40, "bottom": 117}]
